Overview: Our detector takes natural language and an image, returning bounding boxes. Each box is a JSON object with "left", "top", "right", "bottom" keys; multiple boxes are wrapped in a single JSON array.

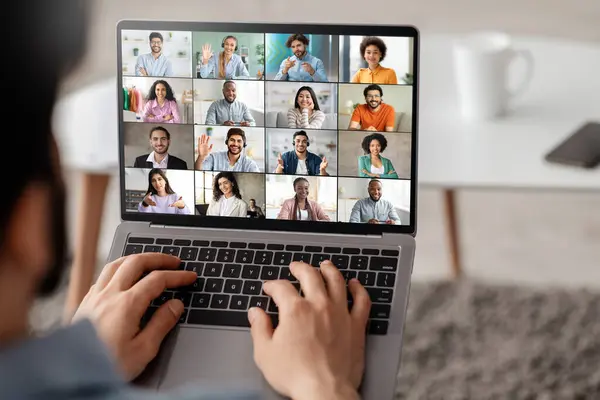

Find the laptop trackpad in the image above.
[{"left": 155, "top": 326, "right": 281, "bottom": 398}]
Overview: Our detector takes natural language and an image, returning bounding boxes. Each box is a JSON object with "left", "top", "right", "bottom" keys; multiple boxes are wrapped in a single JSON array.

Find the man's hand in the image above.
[
  {"left": 274, "top": 153, "right": 284, "bottom": 173},
  {"left": 197, "top": 134, "right": 213, "bottom": 161},
  {"left": 367, "top": 218, "right": 379, "bottom": 224},
  {"left": 72, "top": 253, "right": 197, "bottom": 381},
  {"left": 283, "top": 57, "right": 296, "bottom": 74},
  {"left": 248, "top": 261, "right": 370, "bottom": 400},
  {"left": 319, "top": 156, "right": 328, "bottom": 174},
  {"left": 223, "top": 120, "right": 235, "bottom": 126},
  {"left": 240, "top": 121, "right": 250, "bottom": 127},
  {"left": 302, "top": 62, "right": 315, "bottom": 76},
  {"left": 385, "top": 219, "right": 395, "bottom": 225},
  {"left": 366, "top": 126, "right": 377, "bottom": 131},
  {"left": 138, "top": 67, "right": 148, "bottom": 76}
]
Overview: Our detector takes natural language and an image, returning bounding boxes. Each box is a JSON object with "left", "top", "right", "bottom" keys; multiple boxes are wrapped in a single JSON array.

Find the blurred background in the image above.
[{"left": 46, "top": 0, "right": 600, "bottom": 398}]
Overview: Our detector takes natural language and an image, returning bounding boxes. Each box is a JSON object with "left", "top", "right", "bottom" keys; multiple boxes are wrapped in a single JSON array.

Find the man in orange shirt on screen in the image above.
[{"left": 348, "top": 84, "right": 396, "bottom": 132}]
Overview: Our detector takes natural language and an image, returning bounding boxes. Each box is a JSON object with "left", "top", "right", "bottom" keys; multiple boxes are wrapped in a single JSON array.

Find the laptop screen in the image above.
[{"left": 117, "top": 21, "right": 418, "bottom": 236}]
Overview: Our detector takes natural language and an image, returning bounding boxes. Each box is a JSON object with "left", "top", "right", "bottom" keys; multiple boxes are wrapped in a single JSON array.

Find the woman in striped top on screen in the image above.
[{"left": 287, "top": 86, "right": 325, "bottom": 129}]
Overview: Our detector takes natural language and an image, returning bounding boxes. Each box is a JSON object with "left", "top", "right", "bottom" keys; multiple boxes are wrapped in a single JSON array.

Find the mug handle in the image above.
[{"left": 508, "top": 49, "right": 535, "bottom": 99}]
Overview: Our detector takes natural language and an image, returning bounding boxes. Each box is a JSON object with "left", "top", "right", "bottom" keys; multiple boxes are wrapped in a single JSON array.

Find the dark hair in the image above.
[
  {"left": 222, "top": 35, "right": 237, "bottom": 47},
  {"left": 213, "top": 171, "right": 242, "bottom": 201},
  {"left": 226, "top": 128, "right": 246, "bottom": 145},
  {"left": 363, "top": 84, "right": 383, "bottom": 98},
  {"left": 149, "top": 126, "right": 170, "bottom": 140},
  {"left": 368, "top": 179, "right": 382, "bottom": 187},
  {"left": 8, "top": 0, "right": 90, "bottom": 296},
  {"left": 361, "top": 133, "right": 388, "bottom": 154},
  {"left": 147, "top": 80, "right": 177, "bottom": 102},
  {"left": 149, "top": 32, "right": 163, "bottom": 42},
  {"left": 147, "top": 168, "right": 175, "bottom": 195},
  {"left": 293, "top": 130, "right": 309, "bottom": 142},
  {"left": 294, "top": 86, "right": 321, "bottom": 111},
  {"left": 285, "top": 33, "right": 309, "bottom": 48},
  {"left": 359, "top": 36, "right": 387, "bottom": 62},
  {"left": 293, "top": 177, "right": 309, "bottom": 189},
  {"left": 223, "top": 80, "right": 236, "bottom": 89}
]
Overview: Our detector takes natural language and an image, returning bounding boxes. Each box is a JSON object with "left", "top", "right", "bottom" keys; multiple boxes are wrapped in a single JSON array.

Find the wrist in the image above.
[{"left": 294, "top": 373, "right": 358, "bottom": 400}]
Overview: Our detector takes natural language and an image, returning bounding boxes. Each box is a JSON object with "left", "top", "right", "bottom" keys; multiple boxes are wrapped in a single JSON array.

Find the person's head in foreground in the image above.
[{"left": 0, "top": 2, "right": 371, "bottom": 400}]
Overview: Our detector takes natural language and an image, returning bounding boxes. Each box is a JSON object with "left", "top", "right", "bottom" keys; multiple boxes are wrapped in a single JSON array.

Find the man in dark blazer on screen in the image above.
[{"left": 133, "top": 126, "right": 188, "bottom": 169}]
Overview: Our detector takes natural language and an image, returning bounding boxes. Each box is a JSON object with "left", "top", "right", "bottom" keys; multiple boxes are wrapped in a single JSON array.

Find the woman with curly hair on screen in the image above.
[
  {"left": 357, "top": 132, "right": 399, "bottom": 178},
  {"left": 351, "top": 36, "right": 398, "bottom": 84},
  {"left": 141, "top": 79, "right": 181, "bottom": 123},
  {"left": 206, "top": 171, "right": 248, "bottom": 217}
]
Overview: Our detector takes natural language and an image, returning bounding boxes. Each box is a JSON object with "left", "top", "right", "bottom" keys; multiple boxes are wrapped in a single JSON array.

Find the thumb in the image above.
[
  {"left": 248, "top": 307, "right": 273, "bottom": 347},
  {"left": 135, "top": 299, "right": 184, "bottom": 360}
]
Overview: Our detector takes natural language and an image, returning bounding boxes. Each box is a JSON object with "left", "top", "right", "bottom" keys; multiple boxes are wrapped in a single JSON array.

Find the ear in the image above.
[{"left": 4, "top": 183, "right": 52, "bottom": 282}]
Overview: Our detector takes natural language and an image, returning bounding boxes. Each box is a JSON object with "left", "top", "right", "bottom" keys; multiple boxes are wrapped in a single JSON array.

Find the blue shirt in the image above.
[
  {"left": 199, "top": 53, "right": 250, "bottom": 79},
  {"left": 0, "top": 319, "right": 260, "bottom": 399},
  {"left": 274, "top": 53, "right": 328, "bottom": 82},
  {"left": 279, "top": 151, "right": 323, "bottom": 175},
  {"left": 205, "top": 99, "right": 256, "bottom": 126},
  {"left": 201, "top": 151, "right": 260, "bottom": 172},
  {"left": 135, "top": 53, "right": 174, "bottom": 77},
  {"left": 348, "top": 197, "right": 401, "bottom": 224}
]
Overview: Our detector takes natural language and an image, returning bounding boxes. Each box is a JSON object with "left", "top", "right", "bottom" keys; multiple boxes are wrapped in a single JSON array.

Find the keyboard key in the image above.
[
  {"left": 185, "top": 262, "right": 204, "bottom": 276},
  {"left": 286, "top": 244, "right": 303, "bottom": 251},
  {"left": 342, "top": 247, "right": 360, "bottom": 255},
  {"left": 279, "top": 267, "right": 295, "bottom": 281},
  {"left": 350, "top": 256, "right": 369, "bottom": 270},
  {"left": 331, "top": 255, "right": 349, "bottom": 269},
  {"left": 376, "top": 272, "right": 395, "bottom": 287},
  {"left": 358, "top": 271, "right": 376, "bottom": 287},
  {"left": 128, "top": 237, "right": 154, "bottom": 244},
  {"left": 341, "top": 270, "right": 357, "bottom": 283},
  {"left": 367, "top": 288, "right": 393, "bottom": 303},
  {"left": 223, "top": 264, "right": 242, "bottom": 278},
  {"left": 267, "top": 243, "right": 284, "bottom": 250},
  {"left": 241, "top": 265, "right": 260, "bottom": 280},
  {"left": 124, "top": 244, "right": 143, "bottom": 256},
  {"left": 273, "top": 252, "right": 292, "bottom": 266},
  {"left": 370, "top": 304, "right": 391, "bottom": 319},
  {"left": 179, "top": 309, "right": 189, "bottom": 324},
  {"left": 293, "top": 253, "right": 311, "bottom": 264},
  {"left": 224, "top": 279, "right": 243, "bottom": 294},
  {"left": 235, "top": 250, "right": 255, "bottom": 264},
  {"left": 230, "top": 242, "right": 247, "bottom": 249},
  {"left": 254, "top": 251, "right": 273, "bottom": 265},
  {"left": 152, "top": 291, "right": 173, "bottom": 306},
  {"left": 156, "top": 238, "right": 173, "bottom": 245},
  {"left": 370, "top": 257, "right": 398, "bottom": 272},
  {"left": 248, "top": 243, "right": 266, "bottom": 249},
  {"left": 249, "top": 296, "right": 269, "bottom": 310},
  {"left": 193, "top": 240, "right": 209, "bottom": 247},
  {"left": 162, "top": 246, "right": 180, "bottom": 256},
  {"left": 180, "top": 247, "right": 198, "bottom": 261},
  {"left": 198, "top": 248, "right": 217, "bottom": 261},
  {"left": 242, "top": 280, "right": 262, "bottom": 295},
  {"left": 305, "top": 245, "right": 322, "bottom": 253},
  {"left": 368, "top": 320, "right": 389, "bottom": 335},
  {"left": 260, "top": 266, "right": 279, "bottom": 280},
  {"left": 203, "top": 263, "right": 223, "bottom": 277},
  {"left": 187, "top": 310, "right": 250, "bottom": 328},
  {"left": 211, "top": 241, "right": 228, "bottom": 248},
  {"left": 230, "top": 295, "right": 249, "bottom": 310},
  {"left": 189, "top": 278, "right": 205, "bottom": 292},
  {"left": 324, "top": 247, "right": 342, "bottom": 254},
  {"left": 381, "top": 249, "right": 400, "bottom": 257},
  {"left": 144, "top": 245, "right": 161, "bottom": 253},
  {"left": 217, "top": 249, "right": 236, "bottom": 263},
  {"left": 268, "top": 299, "right": 278, "bottom": 313},
  {"left": 205, "top": 278, "right": 224, "bottom": 293},
  {"left": 191, "top": 293, "right": 210, "bottom": 308},
  {"left": 210, "top": 294, "right": 230, "bottom": 309},
  {"left": 311, "top": 254, "right": 330, "bottom": 267},
  {"left": 174, "top": 239, "right": 191, "bottom": 246},
  {"left": 362, "top": 248, "right": 380, "bottom": 255},
  {"left": 173, "top": 292, "right": 192, "bottom": 307}
]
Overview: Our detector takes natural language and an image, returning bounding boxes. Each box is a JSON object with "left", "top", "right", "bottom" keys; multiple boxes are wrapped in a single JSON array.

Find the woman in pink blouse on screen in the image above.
[
  {"left": 141, "top": 79, "right": 181, "bottom": 123},
  {"left": 276, "top": 177, "right": 330, "bottom": 221}
]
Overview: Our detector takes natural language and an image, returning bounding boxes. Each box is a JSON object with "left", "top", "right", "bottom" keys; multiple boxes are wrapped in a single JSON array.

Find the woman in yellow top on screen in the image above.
[{"left": 351, "top": 36, "right": 398, "bottom": 85}]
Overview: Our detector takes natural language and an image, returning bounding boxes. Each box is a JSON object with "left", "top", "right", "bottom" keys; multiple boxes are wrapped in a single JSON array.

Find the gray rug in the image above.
[{"left": 397, "top": 279, "right": 600, "bottom": 399}]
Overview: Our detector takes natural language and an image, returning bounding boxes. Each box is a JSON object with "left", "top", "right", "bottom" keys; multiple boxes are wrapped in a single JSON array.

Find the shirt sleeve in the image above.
[
  {"left": 274, "top": 58, "right": 288, "bottom": 80},
  {"left": 386, "top": 106, "right": 396, "bottom": 129},
  {"left": 387, "top": 202, "right": 401, "bottom": 224},
  {"left": 311, "top": 58, "right": 328, "bottom": 82},
  {"left": 350, "top": 106, "right": 361, "bottom": 123},
  {"left": 202, "top": 154, "right": 215, "bottom": 170},
  {"left": 170, "top": 101, "right": 181, "bottom": 123},
  {"left": 200, "top": 57, "right": 215, "bottom": 78},
  {"left": 164, "top": 59, "right": 174, "bottom": 77},
  {"left": 205, "top": 102, "right": 217, "bottom": 125},
  {"left": 351, "top": 70, "right": 360, "bottom": 83},
  {"left": 242, "top": 103, "right": 255, "bottom": 126},
  {"left": 349, "top": 201, "right": 362, "bottom": 223},
  {"left": 134, "top": 55, "right": 143, "bottom": 76},
  {"left": 287, "top": 109, "right": 297, "bottom": 128},
  {"left": 237, "top": 59, "right": 250, "bottom": 78}
]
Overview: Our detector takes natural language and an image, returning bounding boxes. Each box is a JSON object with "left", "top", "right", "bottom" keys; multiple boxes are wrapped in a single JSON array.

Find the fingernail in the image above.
[
  {"left": 168, "top": 299, "right": 184, "bottom": 316},
  {"left": 247, "top": 307, "right": 257, "bottom": 324}
]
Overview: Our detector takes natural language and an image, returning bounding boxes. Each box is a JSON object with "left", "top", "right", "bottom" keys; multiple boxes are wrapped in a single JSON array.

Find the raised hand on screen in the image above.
[
  {"left": 283, "top": 57, "right": 296, "bottom": 74},
  {"left": 197, "top": 134, "right": 213, "bottom": 160},
  {"left": 320, "top": 156, "right": 328, "bottom": 173},
  {"left": 202, "top": 44, "right": 213, "bottom": 63},
  {"left": 275, "top": 153, "right": 284, "bottom": 173}
]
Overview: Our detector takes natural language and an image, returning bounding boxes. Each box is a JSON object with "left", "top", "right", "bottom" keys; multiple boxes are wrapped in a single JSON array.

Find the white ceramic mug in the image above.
[{"left": 453, "top": 31, "right": 534, "bottom": 121}]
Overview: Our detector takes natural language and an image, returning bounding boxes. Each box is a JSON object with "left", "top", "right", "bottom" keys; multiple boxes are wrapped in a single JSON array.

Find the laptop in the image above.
[{"left": 112, "top": 20, "right": 419, "bottom": 399}]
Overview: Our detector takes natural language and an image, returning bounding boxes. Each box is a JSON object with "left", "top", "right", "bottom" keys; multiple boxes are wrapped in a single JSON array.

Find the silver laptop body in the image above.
[{"left": 111, "top": 20, "right": 419, "bottom": 400}]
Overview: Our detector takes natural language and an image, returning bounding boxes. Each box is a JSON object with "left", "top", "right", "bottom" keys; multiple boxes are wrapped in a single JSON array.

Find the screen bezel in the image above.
[{"left": 116, "top": 20, "right": 419, "bottom": 237}]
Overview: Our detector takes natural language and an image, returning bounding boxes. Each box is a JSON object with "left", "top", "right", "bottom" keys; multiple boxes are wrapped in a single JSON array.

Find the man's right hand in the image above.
[
  {"left": 274, "top": 153, "right": 284, "bottom": 173},
  {"left": 197, "top": 134, "right": 213, "bottom": 161},
  {"left": 367, "top": 218, "right": 379, "bottom": 224},
  {"left": 282, "top": 57, "right": 296, "bottom": 74},
  {"left": 143, "top": 193, "right": 156, "bottom": 207},
  {"left": 248, "top": 261, "right": 370, "bottom": 400}
]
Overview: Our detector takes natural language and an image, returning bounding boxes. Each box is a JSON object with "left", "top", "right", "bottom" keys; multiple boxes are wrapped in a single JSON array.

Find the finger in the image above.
[
  {"left": 319, "top": 260, "right": 346, "bottom": 309},
  {"left": 131, "top": 269, "right": 197, "bottom": 309},
  {"left": 248, "top": 307, "right": 273, "bottom": 365},
  {"left": 94, "top": 256, "right": 128, "bottom": 289},
  {"left": 348, "top": 278, "right": 371, "bottom": 330},
  {"left": 262, "top": 279, "right": 300, "bottom": 314},
  {"left": 289, "top": 262, "right": 328, "bottom": 303},
  {"left": 107, "top": 253, "right": 182, "bottom": 291},
  {"left": 134, "top": 298, "right": 184, "bottom": 363}
]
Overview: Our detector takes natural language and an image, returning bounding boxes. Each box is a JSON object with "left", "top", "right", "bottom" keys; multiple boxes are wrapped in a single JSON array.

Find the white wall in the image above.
[
  {"left": 193, "top": 125, "right": 265, "bottom": 172},
  {"left": 125, "top": 168, "right": 195, "bottom": 211}
]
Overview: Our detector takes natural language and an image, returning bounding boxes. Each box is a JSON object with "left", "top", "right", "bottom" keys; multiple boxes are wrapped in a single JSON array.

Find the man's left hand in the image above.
[{"left": 72, "top": 253, "right": 196, "bottom": 381}]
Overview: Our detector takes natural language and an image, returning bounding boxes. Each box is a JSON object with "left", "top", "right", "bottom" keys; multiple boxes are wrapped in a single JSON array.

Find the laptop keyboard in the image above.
[{"left": 125, "top": 236, "right": 399, "bottom": 335}]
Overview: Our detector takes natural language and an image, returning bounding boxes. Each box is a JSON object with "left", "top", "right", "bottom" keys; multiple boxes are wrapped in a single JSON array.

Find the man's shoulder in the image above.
[
  {"left": 307, "top": 151, "right": 321, "bottom": 161},
  {"left": 135, "top": 154, "right": 150, "bottom": 163},
  {"left": 382, "top": 103, "right": 395, "bottom": 111}
]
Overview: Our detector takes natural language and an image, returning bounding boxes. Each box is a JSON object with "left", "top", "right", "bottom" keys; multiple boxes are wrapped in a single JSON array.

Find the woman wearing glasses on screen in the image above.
[
  {"left": 206, "top": 171, "right": 248, "bottom": 217},
  {"left": 276, "top": 177, "right": 330, "bottom": 221},
  {"left": 138, "top": 168, "right": 192, "bottom": 214},
  {"left": 358, "top": 133, "right": 399, "bottom": 179},
  {"left": 351, "top": 36, "right": 398, "bottom": 84},
  {"left": 287, "top": 86, "right": 325, "bottom": 129},
  {"left": 141, "top": 80, "right": 181, "bottom": 123}
]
